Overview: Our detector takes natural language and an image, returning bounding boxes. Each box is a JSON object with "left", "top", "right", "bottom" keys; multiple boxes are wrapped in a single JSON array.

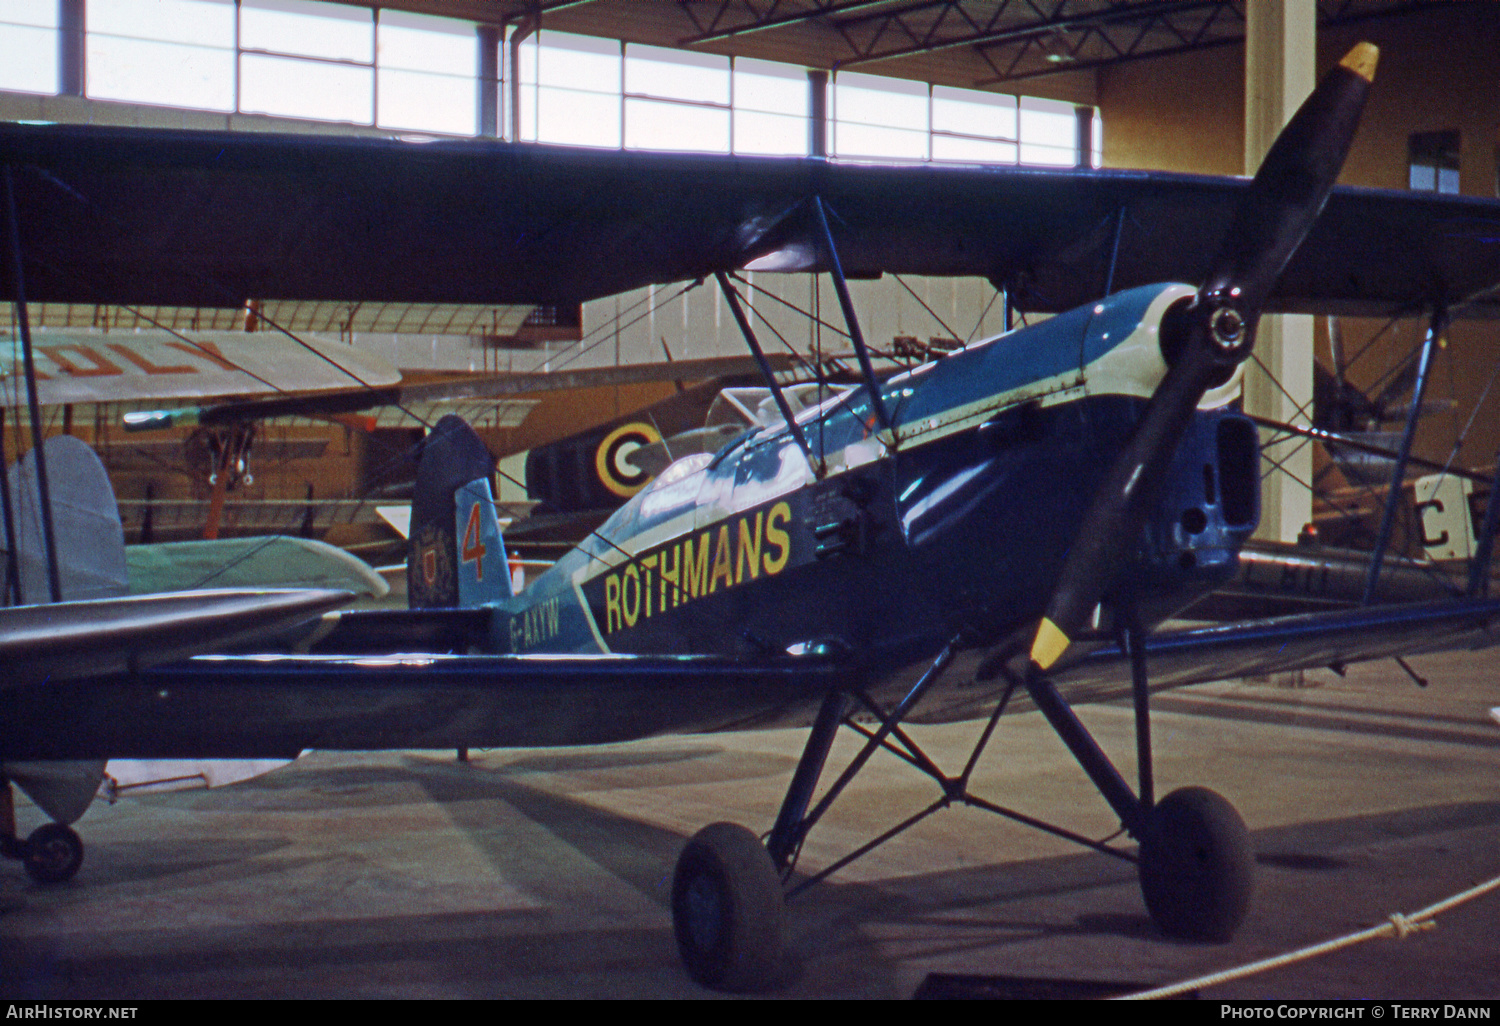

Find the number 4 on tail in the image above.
[
  {"left": 462, "top": 501, "right": 487, "bottom": 577},
  {"left": 453, "top": 476, "right": 512, "bottom": 605}
]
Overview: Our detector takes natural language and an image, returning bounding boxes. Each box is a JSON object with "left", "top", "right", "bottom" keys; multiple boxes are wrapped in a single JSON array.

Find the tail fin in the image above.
[
  {"left": 4, "top": 435, "right": 127, "bottom": 604},
  {"left": 408, "top": 415, "right": 512, "bottom": 608},
  {"left": 3, "top": 437, "right": 120, "bottom": 828}
]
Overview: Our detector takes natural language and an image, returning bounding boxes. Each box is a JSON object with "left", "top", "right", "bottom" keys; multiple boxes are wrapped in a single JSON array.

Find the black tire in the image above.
[
  {"left": 23, "top": 823, "right": 83, "bottom": 885},
  {"left": 672, "top": 822, "right": 784, "bottom": 992},
  {"left": 1138, "top": 786, "right": 1253, "bottom": 942}
]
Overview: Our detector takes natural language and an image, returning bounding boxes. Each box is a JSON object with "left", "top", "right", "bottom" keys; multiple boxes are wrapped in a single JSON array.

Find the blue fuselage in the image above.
[{"left": 495, "top": 283, "right": 1260, "bottom": 712}]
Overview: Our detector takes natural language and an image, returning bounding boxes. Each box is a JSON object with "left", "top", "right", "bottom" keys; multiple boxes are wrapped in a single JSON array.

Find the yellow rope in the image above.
[{"left": 1117, "top": 873, "right": 1500, "bottom": 1000}]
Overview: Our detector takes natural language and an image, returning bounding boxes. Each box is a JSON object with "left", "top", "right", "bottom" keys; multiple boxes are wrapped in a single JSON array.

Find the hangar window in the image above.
[
  {"left": 376, "top": 10, "right": 476, "bottom": 136},
  {"left": 516, "top": 30, "right": 621, "bottom": 148},
  {"left": 87, "top": 0, "right": 235, "bottom": 112},
  {"left": 0, "top": 0, "right": 59, "bottom": 95},
  {"left": 932, "top": 86, "right": 1018, "bottom": 163},
  {"left": 834, "top": 71, "right": 930, "bottom": 161},
  {"left": 240, "top": 0, "right": 374, "bottom": 125},
  {"left": 12, "top": 1, "right": 479, "bottom": 133},
  {"left": 732, "top": 58, "right": 807, "bottom": 156},
  {"left": 1408, "top": 129, "right": 1460, "bottom": 194},
  {"left": 625, "top": 44, "right": 730, "bottom": 153},
  {"left": 1019, "top": 96, "right": 1081, "bottom": 167}
]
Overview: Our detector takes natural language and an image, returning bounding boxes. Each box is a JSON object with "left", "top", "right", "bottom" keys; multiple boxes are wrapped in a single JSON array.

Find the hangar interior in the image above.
[
  {"left": 1, "top": 0, "right": 1497, "bottom": 567},
  {"left": 4, "top": 2, "right": 1500, "bottom": 1001}
]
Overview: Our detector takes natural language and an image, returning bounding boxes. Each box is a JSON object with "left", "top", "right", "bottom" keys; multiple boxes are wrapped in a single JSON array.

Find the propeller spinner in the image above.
[{"left": 1028, "top": 42, "right": 1379, "bottom": 674}]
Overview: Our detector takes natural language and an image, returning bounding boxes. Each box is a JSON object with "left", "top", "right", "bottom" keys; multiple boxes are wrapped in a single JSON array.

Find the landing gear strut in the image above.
[
  {"left": 1023, "top": 621, "right": 1254, "bottom": 943},
  {"left": 669, "top": 625, "right": 1255, "bottom": 989}
]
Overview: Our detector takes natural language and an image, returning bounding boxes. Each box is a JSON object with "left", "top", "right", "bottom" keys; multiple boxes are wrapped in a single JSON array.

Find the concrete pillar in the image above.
[
  {"left": 477, "top": 25, "right": 501, "bottom": 139},
  {"left": 1244, "top": 0, "right": 1316, "bottom": 543},
  {"left": 59, "top": 0, "right": 84, "bottom": 97},
  {"left": 808, "top": 70, "right": 828, "bottom": 158},
  {"left": 1074, "top": 106, "right": 1094, "bottom": 168}
]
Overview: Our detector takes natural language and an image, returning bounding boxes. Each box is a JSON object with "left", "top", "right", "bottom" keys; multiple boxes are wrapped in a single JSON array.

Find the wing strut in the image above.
[
  {"left": 1126, "top": 612, "right": 1154, "bottom": 810},
  {"left": 1023, "top": 664, "right": 1149, "bottom": 834},
  {"left": 811, "top": 196, "right": 893, "bottom": 438},
  {"left": 1363, "top": 304, "right": 1444, "bottom": 604},
  {"left": 0, "top": 412, "right": 20, "bottom": 604},
  {"left": 1, "top": 166, "right": 60, "bottom": 602},
  {"left": 672, "top": 610, "right": 1264, "bottom": 988},
  {"left": 713, "top": 271, "right": 820, "bottom": 476}
]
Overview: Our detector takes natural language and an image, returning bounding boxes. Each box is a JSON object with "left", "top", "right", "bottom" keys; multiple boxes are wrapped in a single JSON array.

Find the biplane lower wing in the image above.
[
  {"left": 4, "top": 597, "right": 1497, "bottom": 761},
  {"left": 1057, "top": 597, "right": 1500, "bottom": 705},
  {"left": 0, "top": 588, "right": 353, "bottom": 688}
]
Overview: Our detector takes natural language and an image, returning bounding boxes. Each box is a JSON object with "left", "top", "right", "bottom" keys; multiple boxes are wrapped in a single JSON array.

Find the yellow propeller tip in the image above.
[
  {"left": 1030, "top": 617, "right": 1071, "bottom": 672},
  {"left": 1339, "top": 42, "right": 1378, "bottom": 83}
]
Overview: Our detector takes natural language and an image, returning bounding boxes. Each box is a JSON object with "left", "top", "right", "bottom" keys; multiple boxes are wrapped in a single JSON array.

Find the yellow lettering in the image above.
[
  {"left": 660, "top": 544, "right": 681, "bottom": 608},
  {"left": 622, "top": 563, "right": 642, "bottom": 627},
  {"left": 763, "top": 502, "right": 792, "bottom": 575},
  {"left": 605, "top": 573, "right": 622, "bottom": 633},
  {"left": 736, "top": 512, "right": 764, "bottom": 584},
  {"left": 710, "top": 525, "right": 734, "bottom": 593},
  {"left": 641, "top": 554, "right": 658, "bottom": 618},
  {"left": 683, "top": 534, "right": 710, "bottom": 598}
]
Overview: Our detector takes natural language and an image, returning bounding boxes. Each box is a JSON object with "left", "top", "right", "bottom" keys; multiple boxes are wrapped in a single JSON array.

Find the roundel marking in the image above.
[{"left": 595, "top": 421, "right": 662, "bottom": 499}]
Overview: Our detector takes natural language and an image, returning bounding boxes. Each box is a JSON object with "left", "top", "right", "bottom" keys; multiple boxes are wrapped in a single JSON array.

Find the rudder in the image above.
[{"left": 408, "top": 415, "right": 512, "bottom": 608}]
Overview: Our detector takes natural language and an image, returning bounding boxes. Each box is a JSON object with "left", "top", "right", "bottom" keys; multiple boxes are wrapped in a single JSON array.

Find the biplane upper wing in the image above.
[
  {"left": 3, "top": 597, "right": 1497, "bottom": 760},
  {"left": 3, "top": 122, "right": 1499, "bottom": 318}
]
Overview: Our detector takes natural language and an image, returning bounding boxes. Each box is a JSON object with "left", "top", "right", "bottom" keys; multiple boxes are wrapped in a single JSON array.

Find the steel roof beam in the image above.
[
  {"left": 679, "top": 0, "right": 896, "bottom": 45},
  {"left": 833, "top": 0, "right": 1225, "bottom": 68}
]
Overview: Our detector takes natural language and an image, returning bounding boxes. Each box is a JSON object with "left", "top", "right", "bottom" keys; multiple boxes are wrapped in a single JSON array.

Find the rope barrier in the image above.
[{"left": 1117, "top": 873, "right": 1500, "bottom": 1000}]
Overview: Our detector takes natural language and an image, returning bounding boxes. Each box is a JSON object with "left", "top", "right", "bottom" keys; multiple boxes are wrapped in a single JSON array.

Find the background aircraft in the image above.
[
  {"left": 0, "top": 431, "right": 350, "bottom": 882},
  {"left": 4, "top": 43, "right": 1500, "bottom": 992}
]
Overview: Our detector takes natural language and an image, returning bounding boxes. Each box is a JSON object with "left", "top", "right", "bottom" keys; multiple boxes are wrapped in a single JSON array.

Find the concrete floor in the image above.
[{"left": 2, "top": 650, "right": 1497, "bottom": 999}]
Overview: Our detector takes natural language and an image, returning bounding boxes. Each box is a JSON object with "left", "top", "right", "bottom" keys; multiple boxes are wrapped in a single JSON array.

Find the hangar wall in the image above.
[
  {"left": 1100, "top": 5, "right": 1500, "bottom": 189},
  {"left": 1100, "top": 4, "right": 1500, "bottom": 545}
]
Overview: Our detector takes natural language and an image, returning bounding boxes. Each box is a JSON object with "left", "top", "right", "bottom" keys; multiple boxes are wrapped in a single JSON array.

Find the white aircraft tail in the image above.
[
  {"left": 2, "top": 438, "right": 299, "bottom": 830},
  {"left": 3, "top": 436, "right": 122, "bottom": 825},
  {"left": 3, "top": 435, "right": 127, "bottom": 604}
]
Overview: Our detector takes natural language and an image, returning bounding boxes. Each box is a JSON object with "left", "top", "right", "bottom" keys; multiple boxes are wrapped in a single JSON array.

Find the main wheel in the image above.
[
  {"left": 671, "top": 822, "right": 784, "bottom": 992},
  {"left": 23, "top": 823, "right": 83, "bottom": 885},
  {"left": 1138, "top": 786, "right": 1253, "bottom": 942}
]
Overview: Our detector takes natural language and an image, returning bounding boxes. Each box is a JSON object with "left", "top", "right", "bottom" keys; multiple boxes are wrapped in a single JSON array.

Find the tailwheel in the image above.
[
  {"left": 23, "top": 823, "right": 84, "bottom": 885},
  {"left": 672, "top": 822, "right": 785, "bottom": 992},
  {"left": 1138, "top": 786, "right": 1253, "bottom": 942}
]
